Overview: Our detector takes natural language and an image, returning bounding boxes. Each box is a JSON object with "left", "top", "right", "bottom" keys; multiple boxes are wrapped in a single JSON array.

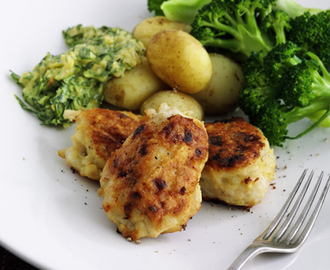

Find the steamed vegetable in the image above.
[
  {"left": 161, "top": 0, "right": 212, "bottom": 23},
  {"left": 239, "top": 42, "right": 330, "bottom": 146},
  {"left": 132, "top": 16, "right": 191, "bottom": 48},
  {"left": 191, "top": 53, "right": 244, "bottom": 115},
  {"left": 286, "top": 10, "right": 330, "bottom": 70},
  {"left": 147, "top": 0, "right": 167, "bottom": 16},
  {"left": 189, "top": 0, "right": 291, "bottom": 62},
  {"left": 148, "top": 0, "right": 211, "bottom": 23},
  {"left": 103, "top": 56, "right": 168, "bottom": 110},
  {"left": 146, "top": 29, "right": 212, "bottom": 94}
]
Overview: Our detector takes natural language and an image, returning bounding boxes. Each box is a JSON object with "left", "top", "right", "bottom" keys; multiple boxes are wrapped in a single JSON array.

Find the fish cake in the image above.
[
  {"left": 200, "top": 117, "right": 276, "bottom": 207},
  {"left": 58, "top": 108, "right": 141, "bottom": 180},
  {"left": 99, "top": 105, "right": 209, "bottom": 241}
]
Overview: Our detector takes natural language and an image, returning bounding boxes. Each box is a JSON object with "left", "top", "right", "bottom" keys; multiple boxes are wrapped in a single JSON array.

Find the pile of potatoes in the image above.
[{"left": 102, "top": 16, "right": 245, "bottom": 120}]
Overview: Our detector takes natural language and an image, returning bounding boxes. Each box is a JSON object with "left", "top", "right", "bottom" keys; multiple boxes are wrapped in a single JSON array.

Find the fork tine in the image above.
[
  {"left": 228, "top": 170, "right": 329, "bottom": 270},
  {"left": 272, "top": 170, "right": 315, "bottom": 242},
  {"left": 285, "top": 171, "right": 324, "bottom": 243},
  {"left": 262, "top": 169, "right": 308, "bottom": 240},
  {"left": 292, "top": 174, "right": 330, "bottom": 246}
]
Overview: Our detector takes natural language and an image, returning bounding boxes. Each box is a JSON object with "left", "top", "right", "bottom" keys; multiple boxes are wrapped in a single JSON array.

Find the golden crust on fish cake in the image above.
[
  {"left": 58, "top": 108, "right": 142, "bottom": 180},
  {"left": 99, "top": 110, "right": 208, "bottom": 241},
  {"left": 200, "top": 117, "right": 276, "bottom": 207}
]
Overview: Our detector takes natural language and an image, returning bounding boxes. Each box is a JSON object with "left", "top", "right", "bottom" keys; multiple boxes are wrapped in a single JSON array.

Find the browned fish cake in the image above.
[
  {"left": 99, "top": 107, "right": 209, "bottom": 241},
  {"left": 58, "top": 108, "right": 142, "bottom": 180},
  {"left": 200, "top": 117, "right": 276, "bottom": 207}
]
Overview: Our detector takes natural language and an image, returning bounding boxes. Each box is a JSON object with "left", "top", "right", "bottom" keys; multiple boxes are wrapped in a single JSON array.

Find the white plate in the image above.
[{"left": 1, "top": 0, "right": 329, "bottom": 269}]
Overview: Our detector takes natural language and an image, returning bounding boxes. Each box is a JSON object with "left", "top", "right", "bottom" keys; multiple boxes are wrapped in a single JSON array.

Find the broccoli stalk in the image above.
[
  {"left": 147, "top": 0, "right": 168, "bottom": 16},
  {"left": 162, "top": 0, "right": 212, "bottom": 23},
  {"left": 307, "top": 111, "right": 330, "bottom": 128},
  {"left": 273, "top": 0, "right": 323, "bottom": 18},
  {"left": 249, "top": 99, "right": 330, "bottom": 146},
  {"left": 190, "top": 0, "right": 289, "bottom": 62},
  {"left": 260, "top": 10, "right": 291, "bottom": 47},
  {"left": 147, "top": 0, "right": 211, "bottom": 23}
]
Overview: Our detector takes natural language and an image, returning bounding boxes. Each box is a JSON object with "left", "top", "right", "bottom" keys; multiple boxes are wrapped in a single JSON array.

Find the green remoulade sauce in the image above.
[{"left": 11, "top": 25, "right": 145, "bottom": 126}]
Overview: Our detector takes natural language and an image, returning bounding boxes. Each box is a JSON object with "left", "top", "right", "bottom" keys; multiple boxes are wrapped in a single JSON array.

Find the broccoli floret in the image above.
[
  {"left": 239, "top": 42, "right": 330, "bottom": 146},
  {"left": 286, "top": 11, "right": 330, "bottom": 70},
  {"left": 190, "top": 0, "right": 289, "bottom": 62},
  {"left": 161, "top": 0, "right": 212, "bottom": 23},
  {"left": 249, "top": 101, "right": 291, "bottom": 146},
  {"left": 239, "top": 42, "right": 301, "bottom": 117},
  {"left": 259, "top": 9, "right": 291, "bottom": 46},
  {"left": 238, "top": 51, "right": 278, "bottom": 117},
  {"left": 242, "top": 50, "right": 265, "bottom": 81},
  {"left": 273, "top": 0, "right": 323, "bottom": 18},
  {"left": 280, "top": 52, "right": 330, "bottom": 107},
  {"left": 262, "top": 41, "right": 303, "bottom": 83},
  {"left": 249, "top": 99, "right": 330, "bottom": 146},
  {"left": 238, "top": 82, "right": 278, "bottom": 118},
  {"left": 148, "top": 0, "right": 168, "bottom": 16}
]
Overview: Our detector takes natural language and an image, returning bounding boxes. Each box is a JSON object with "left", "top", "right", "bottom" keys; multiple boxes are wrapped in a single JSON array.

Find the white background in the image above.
[{"left": 0, "top": 0, "right": 329, "bottom": 269}]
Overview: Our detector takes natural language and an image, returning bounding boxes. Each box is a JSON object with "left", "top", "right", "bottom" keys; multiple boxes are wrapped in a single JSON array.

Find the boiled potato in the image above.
[
  {"left": 146, "top": 30, "right": 212, "bottom": 94},
  {"left": 191, "top": 53, "right": 244, "bottom": 115},
  {"left": 133, "top": 16, "right": 191, "bottom": 48},
  {"left": 140, "top": 90, "right": 204, "bottom": 121},
  {"left": 103, "top": 56, "right": 168, "bottom": 110}
]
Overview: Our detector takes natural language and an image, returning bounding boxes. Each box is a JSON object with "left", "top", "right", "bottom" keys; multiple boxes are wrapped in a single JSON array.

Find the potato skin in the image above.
[
  {"left": 103, "top": 56, "right": 168, "bottom": 110},
  {"left": 140, "top": 90, "right": 204, "bottom": 121},
  {"left": 146, "top": 30, "right": 212, "bottom": 94},
  {"left": 191, "top": 53, "right": 244, "bottom": 115},
  {"left": 133, "top": 16, "right": 191, "bottom": 48}
]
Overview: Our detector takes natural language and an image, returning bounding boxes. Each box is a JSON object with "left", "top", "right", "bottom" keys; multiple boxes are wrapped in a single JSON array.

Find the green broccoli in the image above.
[
  {"left": 147, "top": 0, "right": 168, "bottom": 16},
  {"left": 161, "top": 0, "right": 212, "bottom": 23},
  {"left": 286, "top": 11, "right": 330, "bottom": 70},
  {"left": 147, "top": 0, "right": 211, "bottom": 23},
  {"left": 249, "top": 99, "right": 330, "bottom": 146},
  {"left": 262, "top": 41, "right": 303, "bottom": 83},
  {"left": 239, "top": 42, "right": 330, "bottom": 146},
  {"left": 190, "top": 0, "right": 290, "bottom": 62},
  {"left": 239, "top": 42, "right": 301, "bottom": 117},
  {"left": 259, "top": 9, "right": 291, "bottom": 47},
  {"left": 238, "top": 51, "right": 277, "bottom": 117},
  {"left": 273, "top": 0, "right": 323, "bottom": 18},
  {"left": 280, "top": 52, "right": 330, "bottom": 108}
]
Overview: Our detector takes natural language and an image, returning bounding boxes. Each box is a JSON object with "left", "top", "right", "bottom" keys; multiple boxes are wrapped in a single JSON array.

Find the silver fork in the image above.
[{"left": 228, "top": 169, "right": 330, "bottom": 270}]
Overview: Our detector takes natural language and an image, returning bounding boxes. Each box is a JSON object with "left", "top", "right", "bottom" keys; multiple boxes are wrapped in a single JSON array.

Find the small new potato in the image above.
[
  {"left": 191, "top": 53, "right": 244, "bottom": 115},
  {"left": 146, "top": 30, "right": 212, "bottom": 94},
  {"left": 133, "top": 16, "right": 191, "bottom": 48},
  {"left": 140, "top": 90, "right": 204, "bottom": 121},
  {"left": 103, "top": 56, "right": 168, "bottom": 110}
]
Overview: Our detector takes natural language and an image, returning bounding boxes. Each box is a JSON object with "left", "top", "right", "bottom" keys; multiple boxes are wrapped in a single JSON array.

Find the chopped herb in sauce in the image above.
[{"left": 11, "top": 25, "right": 145, "bottom": 126}]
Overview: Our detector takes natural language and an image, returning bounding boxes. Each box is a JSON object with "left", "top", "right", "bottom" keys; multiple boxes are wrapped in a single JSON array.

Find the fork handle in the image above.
[{"left": 227, "top": 244, "right": 269, "bottom": 270}]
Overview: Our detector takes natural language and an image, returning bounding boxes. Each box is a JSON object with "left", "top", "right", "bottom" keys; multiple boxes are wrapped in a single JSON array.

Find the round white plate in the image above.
[{"left": 0, "top": 0, "right": 329, "bottom": 269}]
